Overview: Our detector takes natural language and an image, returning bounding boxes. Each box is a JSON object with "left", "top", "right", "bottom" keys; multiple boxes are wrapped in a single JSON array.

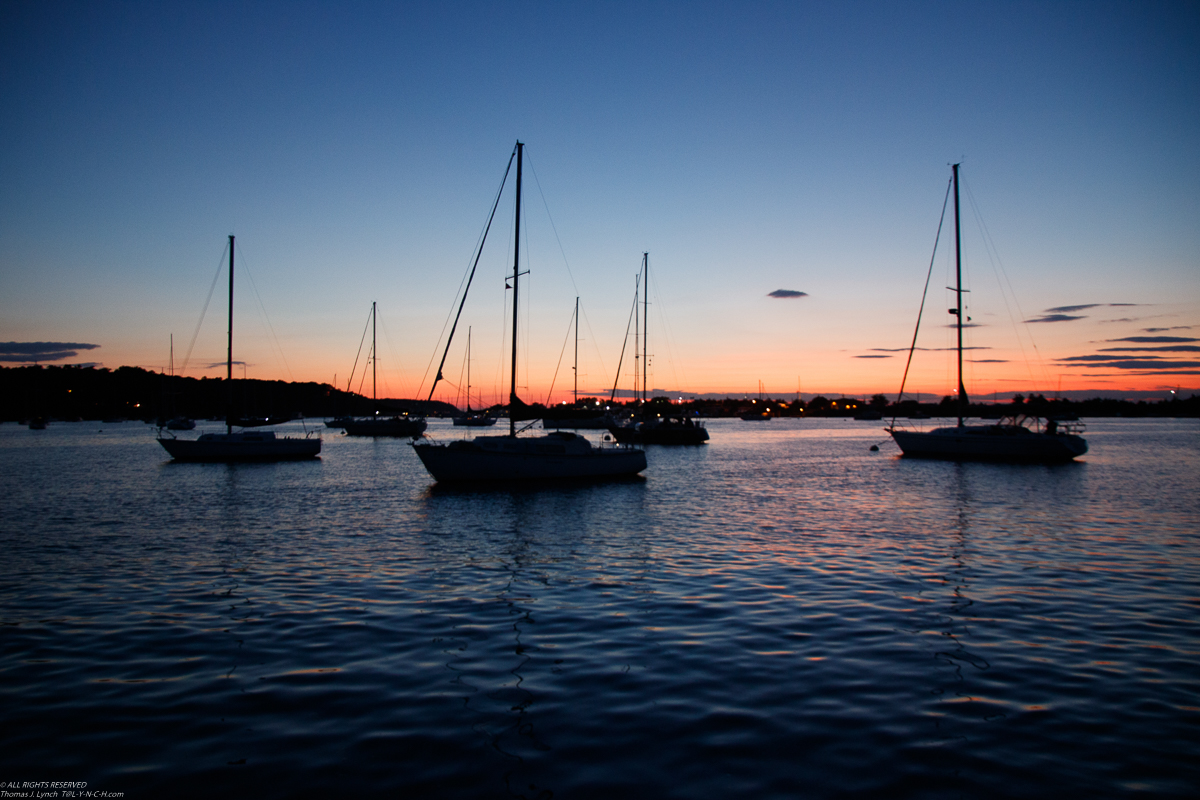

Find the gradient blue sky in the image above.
[{"left": 2, "top": 0, "right": 1197, "bottom": 404}]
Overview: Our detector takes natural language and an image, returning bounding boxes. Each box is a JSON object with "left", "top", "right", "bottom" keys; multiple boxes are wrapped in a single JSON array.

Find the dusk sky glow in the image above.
[{"left": 2, "top": 1, "right": 1197, "bottom": 405}]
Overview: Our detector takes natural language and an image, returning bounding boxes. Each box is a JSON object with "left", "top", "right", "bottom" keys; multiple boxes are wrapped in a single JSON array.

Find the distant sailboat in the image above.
[
  {"left": 887, "top": 165, "right": 1087, "bottom": 463},
  {"left": 342, "top": 302, "right": 427, "bottom": 437},
  {"left": 542, "top": 298, "right": 614, "bottom": 430},
  {"left": 161, "top": 334, "right": 195, "bottom": 430},
  {"left": 452, "top": 328, "right": 497, "bottom": 427},
  {"left": 740, "top": 381, "right": 772, "bottom": 421},
  {"left": 413, "top": 141, "right": 646, "bottom": 481},
  {"left": 157, "top": 236, "right": 321, "bottom": 461},
  {"left": 607, "top": 253, "right": 709, "bottom": 445}
]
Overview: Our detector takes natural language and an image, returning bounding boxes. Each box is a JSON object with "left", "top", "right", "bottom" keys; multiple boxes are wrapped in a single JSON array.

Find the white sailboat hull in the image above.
[
  {"left": 890, "top": 425, "right": 1087, "bottom": 463},
  {"left": 159, "top": 431, "right": 321, "bottom": 462},
  {"left": 413, "top": 432, "right": 645, "bottom": 482}
]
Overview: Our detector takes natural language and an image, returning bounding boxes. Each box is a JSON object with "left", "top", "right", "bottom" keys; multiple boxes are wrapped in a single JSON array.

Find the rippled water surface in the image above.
[{"left": 2, "top": 418, "right": 1198, "bottom": 798}]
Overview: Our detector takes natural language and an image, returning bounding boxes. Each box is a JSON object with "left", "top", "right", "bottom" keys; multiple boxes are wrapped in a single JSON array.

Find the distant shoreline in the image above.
[{"left": 1, "top": 365, "right": 1196, "bottom": 422}]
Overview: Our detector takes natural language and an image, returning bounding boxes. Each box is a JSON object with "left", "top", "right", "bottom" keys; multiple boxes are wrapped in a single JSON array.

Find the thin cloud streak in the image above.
[
  {"left": 869, "top": 346, "right": 992, "bottom": 352},
  {"left": 1078, "top": 370, "right": 1200, "bottom": 376},
  {"left": 1105, "top": 336, "right": 1198, "bottom": 344},
  {"left": 1098, "top": 345, "right": 1200, "bottom": 353},
  {"left": 1026, "top": 314, "right": 1086, "bottom": 323},
  {"left": 1058, "top": 357, "right": 1200, "bottom": 369}
]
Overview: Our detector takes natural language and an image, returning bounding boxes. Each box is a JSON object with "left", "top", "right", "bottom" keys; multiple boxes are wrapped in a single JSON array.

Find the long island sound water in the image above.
[{"left": 1, "top": 417, "right": 1197, "bottom": 798}]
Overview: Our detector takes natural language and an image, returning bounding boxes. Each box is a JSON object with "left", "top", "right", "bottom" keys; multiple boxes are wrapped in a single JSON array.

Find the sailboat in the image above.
[
  {"left": 161, "top": 334, "right": 196, "bottom": 430},
  {"left": 342, "top": 302, "right": 428, "bottom": 437},
  {"left": 452, "top": 327, "right": 497, "bottom": 427},
  {"left": 413, "top": 141, "right": 646, "bottom": 481},
  {"left": 739, "top": 381, "right": 772, "bottom": 421},
  {"left": 607, "top": 253, "right": 709, "bottom": 445},
  {"left": 887, "top": 164, "right": 1087, "bottom": 463},
  {"left": 157, "top": 236, "right": 321, "bottom": 461},
  {"left": 542, "top": 297, "right": 614, "bottom": 430}
]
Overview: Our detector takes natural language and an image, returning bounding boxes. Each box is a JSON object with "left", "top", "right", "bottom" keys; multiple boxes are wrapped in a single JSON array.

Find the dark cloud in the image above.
[
  {"left": 1078, "top": 369, "right": 1200, "bottom": 376},
  {"left": 1026, "top": 314, "right": 1086, "bottom": 323},
  {"left": 1057, "top": 355, "right": 1200, "bottom": 369},
  {"left": 0, "top": 341, "right": 101, "bottom": 363},
  {"left": 1080, "top": 367, "right": 1200, "bottom": 376},
  {"left": 1099, "top": 345, "right": 1200, "bottom": 353},
  {"left": 969, "top": 359, "right": 1008, "bottom": 363},
  {"left": 1036, "top": 302, "right": 1145, "bottom": 322},
  {"left": 1059, "top": 355, "right": 1165, "bottom": 362},
  {"left": 1105, "top": 336, "right": 1198, "bottom": 344},
  {"left": 204, "top": 360, "right": 248, "bottom": 369},
  {"left": 854, "top": 354, "right": 891, "bottom": 359},
  {"left": 1143, "top": 326, "right": 1193, "bottom": 333},
  {"left": 768, "top": 289, "right": 808, "bottom": 299}
]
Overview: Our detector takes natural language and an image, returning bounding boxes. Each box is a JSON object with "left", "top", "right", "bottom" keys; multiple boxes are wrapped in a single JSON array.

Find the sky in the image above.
[{"left": 2, "top": 0, "right": 1197, "bottom": 406}]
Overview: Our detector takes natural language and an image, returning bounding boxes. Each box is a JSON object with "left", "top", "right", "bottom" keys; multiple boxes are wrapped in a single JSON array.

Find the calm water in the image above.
[{"left": 2, "top": 418, "right": 1197, "bottom": 798}]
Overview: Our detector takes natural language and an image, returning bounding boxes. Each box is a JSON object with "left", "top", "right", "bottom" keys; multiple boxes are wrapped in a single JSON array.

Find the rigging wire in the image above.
[
  {"left": 525, "top": 150, "right": 581, "bottom": 298},
  {"left": 235, "top": 244, "right": 296, "bottom": 383},
  {"left": 544, "top": 303, "right": 577, "bottom": 403},
  {"left": 420, "top": 146, "right": 516, "bottom": 401},
  {"left": 962, "top": 177, "right": 1054, "bottom": 392},
  {"left": 578, "top": 304, "right": 611, "bottom": 395},
  {"left": 355, "top": 342, "right": 371, "bottom": 398},
  {"left": 345, "top": 306, "right": 373, "bottom": 393},
  {"left": 493, "top": 265, "right": 509, "bottom": 409},
  {"left": 454, "top": 336, "right": 468, "bottom": 409},
  {"left": 180, "top": 241, "right": 230, "bottom": 375},
  {"left": 525, "top": 150, "right": 612, "bottom": 398},
  {"left": 493, "top": 188, "right": 519, "bottom": 407},
  {"left": 609, "top": 265, "right": 642, "bottom": 402},
  {"left": 646, "top": 259, "right": 688, "bottom": 397},
  {"left": 891, "top": 175, "right": 953, "bottom": 426}
]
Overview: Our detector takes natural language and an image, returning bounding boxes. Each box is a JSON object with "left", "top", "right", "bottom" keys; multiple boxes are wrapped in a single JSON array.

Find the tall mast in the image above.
[
  {"left": 226, "top": 234, "right": 234, "bottom": 435},
  {"left": 634, "top": 270, "right": 640, "bottom": 405},
  {"left": 573, "top": 296, "right": 579, "bottom": 405},
  {"left": 509, "top": 141, "right": 523, "bottom": 436},
  {"left": 952, "top": 163, "right": 967, "bottom": 427},
  {"left": 371, "top": 301, "right": 377, "bottom": 412},
  {"left": 466, "top": 326, "right": 472, "bottom": 413},
  {"left": 642, "top": 252, "right": 649, "bottom": 404}
]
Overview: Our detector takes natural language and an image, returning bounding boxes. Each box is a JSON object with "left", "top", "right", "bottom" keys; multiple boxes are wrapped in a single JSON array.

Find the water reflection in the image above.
[{"left": 3, "top": 420, "right": 1198, "bottom": 797}]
